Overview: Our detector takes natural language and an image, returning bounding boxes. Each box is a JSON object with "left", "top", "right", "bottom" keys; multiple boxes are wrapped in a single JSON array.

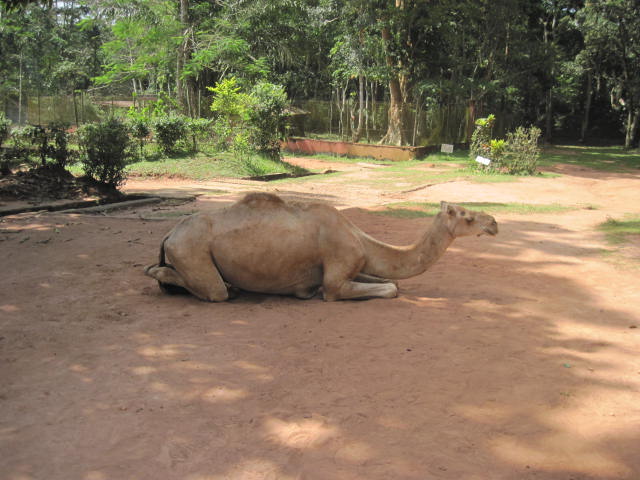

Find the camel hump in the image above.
[{"left": 239, "top": 192, "right": 285, "bottom": 208}]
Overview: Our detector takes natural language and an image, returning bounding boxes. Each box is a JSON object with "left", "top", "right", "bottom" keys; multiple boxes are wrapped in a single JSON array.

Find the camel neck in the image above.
[{"left": 360, "top": 213, "right": 455, "bottom": 279}]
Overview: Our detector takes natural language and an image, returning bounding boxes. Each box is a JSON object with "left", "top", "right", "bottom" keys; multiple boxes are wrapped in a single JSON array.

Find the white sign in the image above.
[
  {"left": 441, "top": 143, "right": 454, "bottom": 153},
  {"left": 475, "top": 155, "right": 492, "bottom": 166}
]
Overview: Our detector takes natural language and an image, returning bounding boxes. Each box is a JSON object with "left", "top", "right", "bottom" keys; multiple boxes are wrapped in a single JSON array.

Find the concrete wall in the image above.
[{"left": 283, "top": 137, "right": 468, "bottom": 162}]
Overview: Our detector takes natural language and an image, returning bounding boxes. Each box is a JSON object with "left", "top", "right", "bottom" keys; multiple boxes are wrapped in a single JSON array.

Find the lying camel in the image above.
[{"left": 145, "top": 192, "right": 498, "bottom": 301}]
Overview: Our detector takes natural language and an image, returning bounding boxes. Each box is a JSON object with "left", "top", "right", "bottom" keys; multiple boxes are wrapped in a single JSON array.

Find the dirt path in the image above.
[{"left": 1, "top": 160, "right": 639, "bottom": 480}]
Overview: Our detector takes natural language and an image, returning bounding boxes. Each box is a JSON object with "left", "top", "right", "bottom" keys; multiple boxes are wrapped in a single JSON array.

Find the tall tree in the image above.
[{"left": 579, "top": 0, "right": 640, "bottom": 148}]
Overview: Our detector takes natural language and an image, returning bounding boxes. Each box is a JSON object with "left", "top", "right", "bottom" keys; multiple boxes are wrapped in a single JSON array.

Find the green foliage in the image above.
[
  {"left": 6, "top": 123, "right": 75, "bottom": 169},
  {"left": 470, "top": 115, "right": 495, "bottom": 159},
  {"left": 127, "top": 116, "right": 151, "bottom": 158},
  {"left": 539, "top": 145, "right": 640, "bottom": 171},
  {"left": 208, "top": 77, "right": 289, "bottom": 159},
  {"left": 152, "top": 115, "right": 188, "bottom": 154},
  {"left": 0, "top": 0, "right": 637, "bottom": 148},
  {"left": 470, "top": 115, "right": 541, "bottom": 175},
  {"left": 503, "top": 126, "right": 542, "bottom": 175},
  {"left": 247, "top": 82, "right": 288, "bottom": 158},
  {"left": 186, "top": 117, "right": 213, "bottom": 152},
  {"left": 125, "top": 152, "right": 308, "bottom": 181},
  {"left": 46, "top": 122, "right": 74, "bottom": 169},
  {"left": 77, "top": 118, "right": 132, "bottom": 188},
  {"left": 208, "top": 77, "right": 252, "bottom": 124},
  {"left": 0, "top": 112, "right": 11, "bottom": 146}
]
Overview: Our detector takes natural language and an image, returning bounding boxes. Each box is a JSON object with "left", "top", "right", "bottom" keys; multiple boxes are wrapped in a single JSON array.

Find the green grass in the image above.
[
  {"left": 66, "top": 144, "right": 637, "bottom": 186},
  {"left": 122, "top": 152, "right": 309, "bottom": 180},
  {"left": 373, "top": 201, "right": 584, "bottom": 219},
  {"left": 598, "top": 215, "right": 640, "bottom": 245},
  {"left": 539, "top": 145, "right": 640, "bottom": 171}
]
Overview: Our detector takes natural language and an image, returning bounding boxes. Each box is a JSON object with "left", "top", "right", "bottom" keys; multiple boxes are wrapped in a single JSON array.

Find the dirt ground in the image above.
[{"left": 1, "top": 157, "right": 639, "bottom": 480}]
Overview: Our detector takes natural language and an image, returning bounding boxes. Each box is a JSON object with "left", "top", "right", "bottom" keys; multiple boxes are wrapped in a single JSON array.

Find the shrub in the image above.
[
  {"left": 208, "top": 77, "right": 252, "bottom": 151},
  {"left": 126, "top": 106, "right": 151, "bottom": 158},
  {"left": 7, "top": 125, "right": 37, "bottom": 165},
  {"left": 470, "top": 114, "right": 495, "bottom": 160},
  {"left": 247, "top": 81, "right": 288, "bottom": 159},
  {"left": 127, "top": 117, "right": 151, "bottom": 158},
  {"left": 78, "top": 118, "right": 132, "bottom": 188},
  {"left": 469, "top": 115, "right": 540, "bottom": 175},
  {"left": 47, "top": 122, "right": 74, "bottom": 169},
  {"left": 0, "top": 112, "right": 11, "bottom": 146},
  {"left": 208, "top": 77, "right": 289, "bottom": 158},
  {"left": 503, "top": 126, "right": 541, "bottom": 175},
  {"left": 153, "top": 115, "right": 188, "bottom": 154},
  {"left": 186, "top": 117, "right": 213, "bottom": 152},
  {"left": 9, "top": 123, "right": 75, "bottom": 169}
]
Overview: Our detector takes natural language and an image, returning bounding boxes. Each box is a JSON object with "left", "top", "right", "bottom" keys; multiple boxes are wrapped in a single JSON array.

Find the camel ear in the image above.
[{"left": 440, "top": 201, "right": 449, "bottom": 213}]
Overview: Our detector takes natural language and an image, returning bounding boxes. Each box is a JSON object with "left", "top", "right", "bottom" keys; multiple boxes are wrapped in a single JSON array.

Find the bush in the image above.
[
  {"left": 0, "top": 112, "right": 11, "bottom": 146},
  {"left": 208, "top": 77, "right": 251, "bottom": 151},
  {"left": 247, "top": 81, "right": 288, "bottom": 159},
  {"left": 470, "top": 115, "right": 540, "bottom": 175},
  {"left": 127, "top": 118, "right": 151, "bottom": 158},
  {"left": 78, "top": 118, "right": 132, "bottom": 188},
  {"left": 470, "top": 114, "right": 495, "bottom": 160},
  {"left": 153, "top": 115, "right": 188, "bottom": 154},
  {"left": 126, "top": 107, "right": 152, "bottom": 158},
  {"left": 186, "top": 117, "right": 213, "bottom": 151},
  {"left": 7, "top": 123, "right": 75, "bottom": 169},
  {"left": 503, "top": 126, "right": 541, "bottom": 175},
  {"left": 208, "top": 77, "right": 289, "bottom": 158},
  {"left": 47, "top": 122, "right": 74, "bottom": 169}
]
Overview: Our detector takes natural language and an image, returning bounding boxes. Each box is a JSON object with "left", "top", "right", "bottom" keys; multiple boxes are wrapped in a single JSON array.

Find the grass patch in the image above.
[
  {"left": 121, "top": 152, "right": 309, "bottom": 181},
  {"left": 540, "top": 145, "right": 640, "bottom": 171},
  {"left": 373, "top": 201, "right": 582, "bottom": 219},
  {"left": 598, "top": 215, "right": 640, "bottom": 245}
]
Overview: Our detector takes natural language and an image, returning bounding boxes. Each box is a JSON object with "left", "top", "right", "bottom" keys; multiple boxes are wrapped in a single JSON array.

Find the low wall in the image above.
[{"left": 283, "top": 137, "right": 467, "bottom": 161}]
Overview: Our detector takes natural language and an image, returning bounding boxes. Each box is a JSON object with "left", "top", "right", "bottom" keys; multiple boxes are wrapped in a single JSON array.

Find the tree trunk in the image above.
[
  {"left": 352, "top": 75, "right": 365, "bottom": 143},
  {"left": 18, "top": 53, "right": 23, "bottom": 124},
  {"left": 544, "top": 86, "right": 553, "bottom": 144},
  {"left": 380, "top": 27, "right": 407, "bottom": 146},
  {"left": 72, "top": 91, "right": 79, "bottom": 126},
  {"left": 176, "top": 0, "right": 195, "bottom": 116},
  {"left": 624, "top": 107, "right": 638, "bottom": 149},
  {"left": 580, "top": 70, "right": 593, "bottom": 143},
  {"left": 466, "top": 98, "right": 476, "bottom": 143}
]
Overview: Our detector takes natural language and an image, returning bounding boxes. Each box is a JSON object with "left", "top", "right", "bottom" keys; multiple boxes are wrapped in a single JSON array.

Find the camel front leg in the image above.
[
  {"left": 323, "top": 280, "right": 398, "bottom": 301},
  {"left": 354, "top": 272, "right": 398, "bottom": 286},
  {"left": 323, "top": 264, "right": 397, "bottom": 301}
]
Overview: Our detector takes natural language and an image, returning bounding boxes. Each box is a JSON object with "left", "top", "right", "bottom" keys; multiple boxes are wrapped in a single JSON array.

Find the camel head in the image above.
[{"left": 439, "top": 201, "right": 498, "bottom": 238}]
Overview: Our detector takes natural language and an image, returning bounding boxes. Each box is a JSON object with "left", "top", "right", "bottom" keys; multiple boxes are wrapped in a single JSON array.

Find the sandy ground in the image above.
[{"left": 1, "top": 158, "right": 639, "bottom": 480}]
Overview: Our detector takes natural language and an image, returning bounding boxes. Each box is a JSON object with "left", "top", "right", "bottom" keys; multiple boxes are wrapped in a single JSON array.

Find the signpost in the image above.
[{"left": 440, "top": 144, "right": 454, "bottom": 154}]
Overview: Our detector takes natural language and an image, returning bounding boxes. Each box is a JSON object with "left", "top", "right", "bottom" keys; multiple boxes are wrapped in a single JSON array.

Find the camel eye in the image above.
[{"left": 460, "top": 210, "right": 465, "bottom": 217}]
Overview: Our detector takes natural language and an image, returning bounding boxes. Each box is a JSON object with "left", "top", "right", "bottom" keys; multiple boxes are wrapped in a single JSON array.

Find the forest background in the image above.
[{"left": 1, "top": 0, "right": 639, "bottom": 149}]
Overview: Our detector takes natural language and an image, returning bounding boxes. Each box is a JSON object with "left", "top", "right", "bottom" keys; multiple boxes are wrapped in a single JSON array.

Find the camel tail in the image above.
[
  {"left": 154, "top": 234, "right": 190, "bottom": 296},
  {"left": 158, "top": 234, "right": 168, "bottom": 267}
]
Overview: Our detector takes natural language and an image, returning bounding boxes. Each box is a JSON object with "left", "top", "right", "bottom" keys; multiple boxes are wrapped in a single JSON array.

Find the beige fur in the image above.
[{"left": 145, "top": 193, "right": 498, "bottom": 301}]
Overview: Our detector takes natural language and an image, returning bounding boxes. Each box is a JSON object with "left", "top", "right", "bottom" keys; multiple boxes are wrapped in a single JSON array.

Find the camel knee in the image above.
[{"left": 193, "top": 286, "right": 229, "bottom": 303}]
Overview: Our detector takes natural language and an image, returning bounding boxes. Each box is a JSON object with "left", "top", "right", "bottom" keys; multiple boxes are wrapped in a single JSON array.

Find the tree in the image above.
[{"left": 579, "top": 0, "right": 640, "bottom": 148}]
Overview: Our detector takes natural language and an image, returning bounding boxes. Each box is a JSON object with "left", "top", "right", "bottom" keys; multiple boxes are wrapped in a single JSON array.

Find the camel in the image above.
[{"left": 145, "top": 192, "right": 498, "bottom": 301}]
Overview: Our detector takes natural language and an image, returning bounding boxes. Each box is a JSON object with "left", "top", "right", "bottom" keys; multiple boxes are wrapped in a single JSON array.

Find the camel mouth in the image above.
[{"left": 481, "top": 225, "right": 498, "bottom": 236}]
